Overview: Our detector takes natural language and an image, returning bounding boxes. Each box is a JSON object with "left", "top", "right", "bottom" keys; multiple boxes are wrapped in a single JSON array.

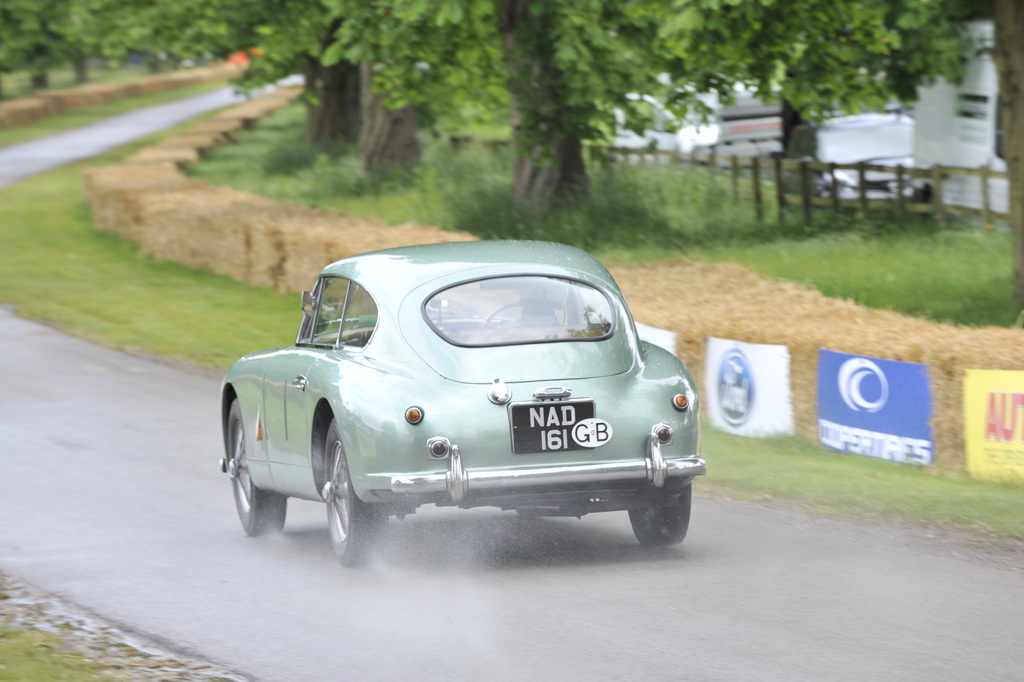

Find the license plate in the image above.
[{"left": 510, "top": 400, "right": 596, "bottom": 454}]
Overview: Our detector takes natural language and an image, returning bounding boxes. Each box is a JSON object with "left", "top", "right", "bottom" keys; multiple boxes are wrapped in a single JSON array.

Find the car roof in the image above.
[{"left": 319, "top": 240, "right": 619, "bottom": 295}]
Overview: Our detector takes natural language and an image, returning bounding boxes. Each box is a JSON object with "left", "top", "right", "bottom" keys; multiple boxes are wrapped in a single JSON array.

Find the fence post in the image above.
[
  {"left": 731, "top": 155, "right": 740, "bottom": 200},
  {"left": 799, "top": 160, "right": 811, "bottom": 225},
  {"left": 896, "top": 165, "right": 906, "bottom": 214},
  {"left": 774, "top": 157, "right": 785, "bottom": 224},
  {"left": 709, "top": 150, "right": 717, "bottom": 186},
  {"left": 829, "top": 163, "right": 839, "bottom": 213},
  {"left": 932, "top": 165, "right": 946, "bottom": 227},
  {"left": 752, "top": 157, "right": 764, "bottom": 223},
  {"left": 858, "top": 163, "right": 868, "bottom": 212},
  {"left": 981, "top": 164, "right": 992, "bottom": 228}
]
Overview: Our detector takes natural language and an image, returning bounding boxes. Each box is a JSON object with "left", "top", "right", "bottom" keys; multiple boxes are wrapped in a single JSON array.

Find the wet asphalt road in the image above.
[
  {"left": 0, "top": 306, "right": 1022, "bottom": 681},
  {"left": 0, "top": 86, "right": 247, "bottom": 189}
]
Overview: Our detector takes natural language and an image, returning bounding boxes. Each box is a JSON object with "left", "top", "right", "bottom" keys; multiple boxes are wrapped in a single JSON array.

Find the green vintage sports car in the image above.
[{"left": 220, "top": 240, "right": 705, "bottom": 566}]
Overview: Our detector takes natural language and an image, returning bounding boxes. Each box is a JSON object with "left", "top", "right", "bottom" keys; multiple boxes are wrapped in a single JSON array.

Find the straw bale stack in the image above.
[
  {"left": 124, "top": 147, "right": 202, "bottom": 166},
  {"left": 272, "top": 208, "right": 478, "bottom": 292},
  {"left": 0, "top": 97, "right": 59, "bottom": 130},
  {"left": 36, "top": 82, "right": 122, "bottom": 109},
  {"left": 82, "top": 164, "right": 203, "bottom": 240},
  {"left": 126, "top": 186, "right": 279, "bottom": 281},
  {"left": 609, "top": 260, "right": 1024, "bottom": 469},
  {"left": 211, "top": 86, "right": 302, "bottom": 127},
  {"left": 188, "top": 119, "right": 245, "bottom": 138},
  {"left": 0, "top": 63, "right": 245, "bottom": 132},
  {"left": 152, "top": 132, "right": 228, "bottom": 153}
]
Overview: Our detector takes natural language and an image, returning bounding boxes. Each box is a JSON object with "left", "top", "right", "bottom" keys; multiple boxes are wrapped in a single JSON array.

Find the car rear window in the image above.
[{"left": 423, "top": 275, "right": 615, "bottom": 347}]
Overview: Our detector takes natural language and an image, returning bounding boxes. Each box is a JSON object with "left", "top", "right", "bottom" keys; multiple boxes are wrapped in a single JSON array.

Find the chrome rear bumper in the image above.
[{"left": 391, "top": 426, "right": 705, "bottom": 502}]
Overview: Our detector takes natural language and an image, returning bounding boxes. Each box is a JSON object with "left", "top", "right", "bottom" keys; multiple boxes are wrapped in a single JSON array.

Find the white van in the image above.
[
  {"left": 611, "top": 88, "right": 781, "bottom": 158},
  {"left": 713, "top": 89, "right": 783, "bottom": 157},
  {"left": 611, "top": 93, "right": 718, "bottom": 156},
  {"left": 913, "top": 20, "right": 1008, "bottom": 214}
]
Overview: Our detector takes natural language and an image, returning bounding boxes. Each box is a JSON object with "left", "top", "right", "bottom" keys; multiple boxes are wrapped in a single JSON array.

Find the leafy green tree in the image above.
[
  {"left": 0, "top": 0, "right": 77, "bottom": 90},
  {"left": 332, "top": 0, "right": 670, "bottom": 200},
  {"left": 658, "top": 0, "right": 970, "bottom": 131},
  {"left": 659, "top": 0, "right": 1024, "bottom": 303}
]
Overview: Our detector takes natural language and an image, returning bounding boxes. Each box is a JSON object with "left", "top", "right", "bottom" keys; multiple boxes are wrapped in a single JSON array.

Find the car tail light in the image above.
[
  {"left": 427, "top": 437, "right": 451, "bottom": 459},
  {"left": 672, "top": 393, "right": 690, "bottom": 411},
  {"left": 405, "top": 406, "right": 424, "bottom": 424},
  {"left": 655, "top": 425, "right": 673, "bottom": 444}
]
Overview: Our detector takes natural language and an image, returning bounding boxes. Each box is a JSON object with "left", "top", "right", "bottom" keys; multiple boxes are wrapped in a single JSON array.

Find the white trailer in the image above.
[{"left": 913, "top": 20, "right": 1008, "bottom": 214}]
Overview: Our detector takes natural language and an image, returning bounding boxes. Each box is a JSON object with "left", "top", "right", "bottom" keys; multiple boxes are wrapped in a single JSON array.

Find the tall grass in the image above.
[{"left": 188, "top": 101, "right": 1019, "bottom": 327}]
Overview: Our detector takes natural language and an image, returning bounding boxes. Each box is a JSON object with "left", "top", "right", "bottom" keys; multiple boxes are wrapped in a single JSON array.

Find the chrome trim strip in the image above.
[{"left": 389, "top": 456, "right": 706, "bottom": 497}]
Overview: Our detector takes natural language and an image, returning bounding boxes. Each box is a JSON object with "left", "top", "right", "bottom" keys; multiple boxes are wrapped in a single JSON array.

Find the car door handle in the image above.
[{"left": 291, "top": 376, "right": 307, "bottom": 392}]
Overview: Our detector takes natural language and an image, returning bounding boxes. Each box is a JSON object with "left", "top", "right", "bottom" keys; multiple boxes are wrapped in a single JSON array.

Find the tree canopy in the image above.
[{"left": 4, "top": 0, "right": 1024, "bottom": 299}]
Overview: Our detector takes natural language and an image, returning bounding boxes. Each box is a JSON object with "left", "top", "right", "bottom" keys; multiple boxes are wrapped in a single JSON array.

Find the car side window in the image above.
[
  {"left": 312, "top": 277, "right": 350, "bottom": 345},
  {"left": 340, "top": 283, "right": 378, "bottom": 349}
]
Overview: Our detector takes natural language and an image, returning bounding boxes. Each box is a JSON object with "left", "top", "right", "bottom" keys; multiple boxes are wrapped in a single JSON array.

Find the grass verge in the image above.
[
  {"left": 0, "top": 627, "right": 106, "bottom": 681},
  {"left": 701, "top": 428, "right": 1024, "bottom": 540},
  {"left": 0, "top": 128, "right": 296, "bottom": 370}
]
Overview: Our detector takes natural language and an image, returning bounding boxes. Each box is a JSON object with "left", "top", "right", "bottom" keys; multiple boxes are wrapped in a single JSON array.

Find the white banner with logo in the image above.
[{"left": 705, "top": 337, "right": 794, "bottom": 437}]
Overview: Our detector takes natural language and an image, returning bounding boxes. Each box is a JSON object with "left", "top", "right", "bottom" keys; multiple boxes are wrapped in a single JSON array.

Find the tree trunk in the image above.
[
  {"left": 781, "top": 98, "right": 804, "bottom": 155},
  {"left": 993, "top": 0, "right": 1024, "bottom": 303},
  {"left": 359, "top": 63, "right": 421, "bottom": 176},
  {"left": 74, "top": 56, "right": 88, "bottom": 84},
  {"left": 303, "top": 54, "right": 361, "bottom": 146},
  {"left": 30, "top": 72, "right": 48, "bottom": 89},
  {"left": 499, "top": 0, "right": 588, "bottom": 201}
]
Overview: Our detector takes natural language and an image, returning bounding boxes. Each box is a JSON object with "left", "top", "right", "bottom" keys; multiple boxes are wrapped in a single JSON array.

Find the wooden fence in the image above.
[
  {"left": 446, "top": 136, "right": 1010, "bottom": 227},
  {"left": 602, "top": 146, "right": 1011, "bottom": 227}
]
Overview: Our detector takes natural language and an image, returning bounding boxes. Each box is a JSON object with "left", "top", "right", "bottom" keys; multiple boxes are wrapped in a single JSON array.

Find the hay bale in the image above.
[
  {"left": 0, "top": 97, "right": 58, "bottom": 130},
  {"left": 0, "top": 63, "right": 245, "bottom": 133},
  {"left": 124, "top": 148, "right": 201, "bottom": 166},
  {"left": 152, "top": 132, "right": 228, "bottom": 153},
  {"left": 189, "top": 119, "right": 245, "bottom": 137},
  {"left": 608, "top": 260, "right": 1024, "bottom": 469},
  {"left": 211, "top": 87, "right": 303, "bottom": 127},
  {"left": 83, "top": 163, "right": 205, "bottom": 240},
  {"left": 134, "top": 186, "right": 276, "bottom": 278}
]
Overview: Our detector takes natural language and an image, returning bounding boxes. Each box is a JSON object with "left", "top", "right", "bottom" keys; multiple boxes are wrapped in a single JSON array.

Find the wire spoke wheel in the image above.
[
  {"left": 227, "top": 400, "right": 286, "bottom": 536},
  {"left": 326, "top": 441, "right": 352, "bottom": 545},
  {"left": 324, "top": 419, "right": 386, "bottom": 567}
]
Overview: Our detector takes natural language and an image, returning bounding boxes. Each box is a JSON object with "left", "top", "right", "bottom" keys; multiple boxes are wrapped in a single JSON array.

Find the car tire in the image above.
[
  {"left": 227, "top": 399, "right": 287, "bottom": 536},
  {"left": 324, "top": 419, "right": 386, "bottom": 567},
  {"left": 628, "top": 484, "right": 692, "bottom": 546}
]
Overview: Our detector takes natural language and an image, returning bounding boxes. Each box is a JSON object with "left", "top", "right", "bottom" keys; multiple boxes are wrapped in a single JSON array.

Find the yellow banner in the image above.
[{"left": 963, "top": 369, "right": 1024, "bottom": 484}]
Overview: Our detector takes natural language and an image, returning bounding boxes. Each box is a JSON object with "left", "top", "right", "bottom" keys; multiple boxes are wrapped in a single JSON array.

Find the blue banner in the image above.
[{"left": 817, "top": 349, "right": 933, "bottom": 465}]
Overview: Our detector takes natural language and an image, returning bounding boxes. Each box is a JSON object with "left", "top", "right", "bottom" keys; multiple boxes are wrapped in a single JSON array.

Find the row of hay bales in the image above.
[
  {"left": 0, "top": 63, "right": 245, "bottom": 132},
  {"left": 82, "top": 87, "right": 1024, "bottom": 470}
]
